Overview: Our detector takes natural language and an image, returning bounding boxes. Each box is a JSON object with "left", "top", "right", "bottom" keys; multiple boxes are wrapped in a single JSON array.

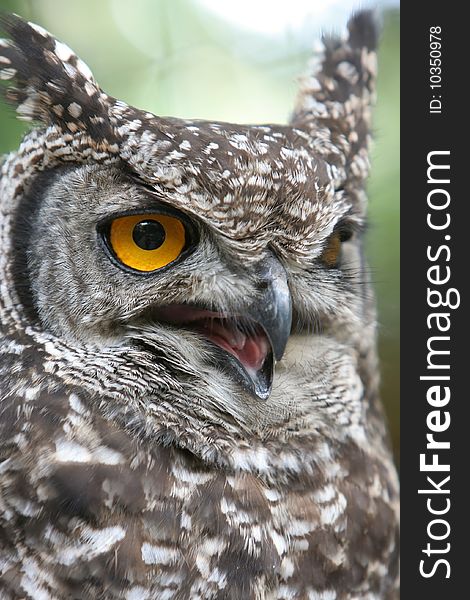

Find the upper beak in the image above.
[
  {"left": 227, "top": 251, "right": 291, "bottom": 400},
  {"left": 248, "top": 252, "right": 292, "bottom": 363},
  {"left": 213, "top": 251, "right": 292, "bottom": 401}
]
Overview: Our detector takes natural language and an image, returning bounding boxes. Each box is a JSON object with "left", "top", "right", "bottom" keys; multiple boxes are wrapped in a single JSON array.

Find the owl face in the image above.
[
  {"left": 2, "top": 13, "right": 373, "bottom": 441},
  {"left": 23, "top": 144, "right": 362, "bottom": 408}
]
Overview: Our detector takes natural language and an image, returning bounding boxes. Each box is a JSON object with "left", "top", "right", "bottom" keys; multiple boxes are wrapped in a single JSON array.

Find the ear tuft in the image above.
[
  {"left": 290, "top": 9, "right": 380, "bottom": 190},
  {"left": 347, "top": 9, "right": 379, "bottom": 52},
  {"left": 0, "top": 13, "right": 114, "bottom": 142}
]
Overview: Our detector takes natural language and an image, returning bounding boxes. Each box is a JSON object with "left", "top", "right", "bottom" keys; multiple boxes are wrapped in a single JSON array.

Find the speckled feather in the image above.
[{"left": 0, "top": 12, "right": 399, "bottom": 600}]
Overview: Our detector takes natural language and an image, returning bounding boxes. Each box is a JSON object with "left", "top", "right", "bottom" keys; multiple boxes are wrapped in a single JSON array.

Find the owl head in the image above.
[{"left": 0, "top": 12, "right": 380, "bottom": 456}]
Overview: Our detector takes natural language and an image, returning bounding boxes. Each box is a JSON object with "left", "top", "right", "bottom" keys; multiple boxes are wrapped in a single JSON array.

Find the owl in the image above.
[{"left": 0, "top": 10, "right": 399, "bottom": 600}]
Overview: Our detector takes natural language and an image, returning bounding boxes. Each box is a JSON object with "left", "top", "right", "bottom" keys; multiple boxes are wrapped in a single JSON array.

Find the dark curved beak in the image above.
[
  {"left": 227, "top": 252, "right": 292, "bottom": 401},
  {"left": 248, "top": 252, "right": 292, "bottom": 363}
]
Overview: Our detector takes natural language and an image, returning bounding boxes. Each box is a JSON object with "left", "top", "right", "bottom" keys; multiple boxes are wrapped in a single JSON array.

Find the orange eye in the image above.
[
  {"left": 108, "top": 213, "right": 186, "bottom": 272},
  {"left": 320, "top": 226, "right": 353, "bottom": 268},
  {"left": 320, "top": 231, "right": 342, "bottom": 268}
]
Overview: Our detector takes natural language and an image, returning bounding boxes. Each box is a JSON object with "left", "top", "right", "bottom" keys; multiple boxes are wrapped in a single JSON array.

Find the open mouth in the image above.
[
  {"left": 140, "top": 253, "right": 292, "bottom": 400},
  {"left": 150, "top": 305, "right": 274, "bottom": 400}
]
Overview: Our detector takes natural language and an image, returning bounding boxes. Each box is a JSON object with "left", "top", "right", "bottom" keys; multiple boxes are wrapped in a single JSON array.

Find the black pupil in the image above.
[{"left": 132, "top": 219, "right": 166, "bottom": 250}]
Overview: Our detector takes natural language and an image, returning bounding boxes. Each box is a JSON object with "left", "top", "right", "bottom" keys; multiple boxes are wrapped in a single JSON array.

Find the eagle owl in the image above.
[{"left": 0, "top": 11, "right": 399, "bottom": 600}]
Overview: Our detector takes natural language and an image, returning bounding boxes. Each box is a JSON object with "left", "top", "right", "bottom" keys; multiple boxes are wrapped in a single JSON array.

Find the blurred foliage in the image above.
[
  {"left": 0, "top": 1, "right": 399, "bottom": 463},
  {"left": 368, "top": 10, "right": 400, "bottom": 465}
]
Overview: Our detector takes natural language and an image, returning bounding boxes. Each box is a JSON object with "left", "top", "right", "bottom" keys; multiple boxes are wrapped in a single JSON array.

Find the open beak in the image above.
[
  {"left": 228, "top": 252, "right": 292, "bottom": 399},
  {"left": 248, "top": 252, "right": 292, "bottom": 363},
  {"left": 148, "top": 254, "right": 292, "bottom": 400}
]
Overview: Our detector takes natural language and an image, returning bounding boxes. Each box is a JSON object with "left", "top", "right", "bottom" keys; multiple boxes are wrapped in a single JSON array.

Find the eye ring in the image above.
[{"left": 98, "top": 207, "right": 197, "bottom": 274}]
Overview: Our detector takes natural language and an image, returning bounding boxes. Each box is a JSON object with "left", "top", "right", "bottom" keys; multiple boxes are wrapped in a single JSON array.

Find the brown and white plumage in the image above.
[{"left": 0, "top": 12, "right": 399, "bottom": 599}]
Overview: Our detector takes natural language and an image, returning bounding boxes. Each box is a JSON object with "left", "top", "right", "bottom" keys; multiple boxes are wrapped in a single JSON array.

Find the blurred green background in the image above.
[{"left": 0, "top": 0, "right": 399, "bottom": 463}]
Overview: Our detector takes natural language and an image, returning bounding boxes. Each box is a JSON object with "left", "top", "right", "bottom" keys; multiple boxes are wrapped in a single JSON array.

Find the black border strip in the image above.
[{"left": 401, "top": 3, "right": 466, "bottom": 596}]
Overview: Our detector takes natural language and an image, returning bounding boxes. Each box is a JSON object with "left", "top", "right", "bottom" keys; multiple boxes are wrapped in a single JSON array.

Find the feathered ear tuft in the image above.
[
  {"left": 347, "top": 9, "right": 379, "bottom": 51},
  {"left": 0, "top": 13, "right": 114, "bottom": 141},
  {"left": 290, "top": 9, "right": 380, "bottom": 190}
]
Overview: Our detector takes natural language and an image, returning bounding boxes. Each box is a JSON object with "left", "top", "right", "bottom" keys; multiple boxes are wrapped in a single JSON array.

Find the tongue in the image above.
[
  {"left": 237, "top": 335, "right": 269, "bottom": 372},
  {"left": 196, "top": 319, "right": 269, "bottom": 373}
]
